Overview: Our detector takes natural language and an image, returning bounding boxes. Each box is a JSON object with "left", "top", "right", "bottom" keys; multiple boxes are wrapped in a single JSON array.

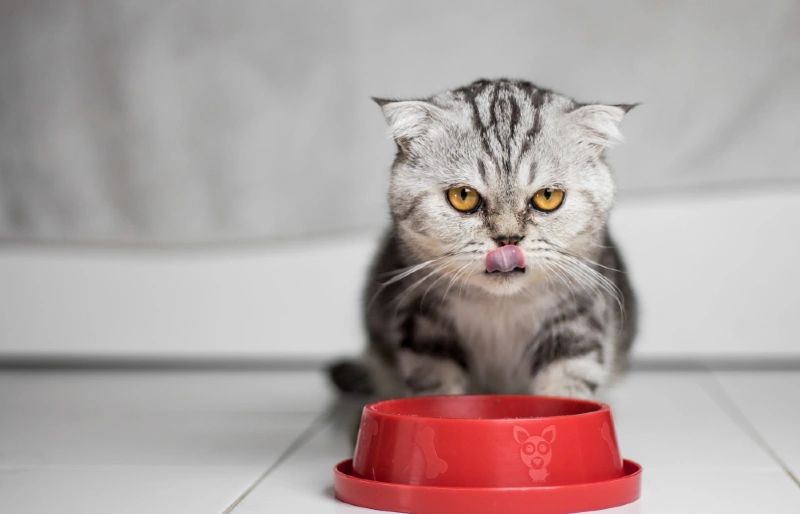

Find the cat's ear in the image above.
[
  {"left": 569, "top": 103, "right": 637, "bottom": 151},
  {"left": 373, "top": 98, "right": 445, "bottom": 151}
]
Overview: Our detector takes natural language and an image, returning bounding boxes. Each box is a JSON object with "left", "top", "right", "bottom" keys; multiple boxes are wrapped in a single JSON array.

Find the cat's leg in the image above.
[
  {"left": 397, "top": 350, "right": 470, "bottom": 396},
  {"left": 528, "top": 300, "right": 613, "bottom": 399},
  {"left": 530, "top": 350, "right": 608, "bottom": 399},
  {"left": 388, "top": 303, "right": 472, "bottom": 396}
]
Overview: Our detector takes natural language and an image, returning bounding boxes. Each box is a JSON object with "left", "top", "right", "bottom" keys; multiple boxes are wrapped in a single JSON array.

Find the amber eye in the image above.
[
  {"left": 447, "top": 186, "right": 482, "bottom": 213},
  {"left": 531, "top": 188, "right": 565, "bottom": 212}
]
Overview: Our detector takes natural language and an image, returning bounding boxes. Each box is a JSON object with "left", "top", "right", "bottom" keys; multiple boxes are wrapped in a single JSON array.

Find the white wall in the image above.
[
  {"left": 2, "top": 188, "right": 798, "bottom": 360},
  {"left": 1, "top": 0, "right": 798, "bottom": 242}
]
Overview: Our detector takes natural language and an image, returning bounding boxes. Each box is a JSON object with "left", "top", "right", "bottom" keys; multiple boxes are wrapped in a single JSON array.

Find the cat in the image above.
[{"left": 330, "top": 79, "right": 637, "bottom": 402}]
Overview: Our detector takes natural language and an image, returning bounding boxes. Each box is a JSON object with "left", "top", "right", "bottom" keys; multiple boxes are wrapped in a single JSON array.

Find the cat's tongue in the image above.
[{"left": 485, "top": 245, "right": 525, "bottom": 273}]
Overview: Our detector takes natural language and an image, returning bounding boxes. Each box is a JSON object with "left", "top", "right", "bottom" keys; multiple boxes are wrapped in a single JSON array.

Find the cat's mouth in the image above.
[
  {"left": 485, "top": 267, "right": 526, "bottom": 275},
  {"left": 485, "top": 245, "right": 526, "bottom": 274}
]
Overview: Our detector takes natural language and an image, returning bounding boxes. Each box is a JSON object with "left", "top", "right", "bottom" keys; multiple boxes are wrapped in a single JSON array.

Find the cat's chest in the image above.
[
  {"left": 445, "top": 293, "right": 558, "bottom": 371},
  {"left": 449, "top": 298, "right": 539, "bottom": 347}
]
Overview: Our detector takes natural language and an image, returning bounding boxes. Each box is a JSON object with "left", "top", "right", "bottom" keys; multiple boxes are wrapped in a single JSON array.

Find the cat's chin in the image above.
[{"left": 473, "top": 268, "right": 532, "bottom": 296}]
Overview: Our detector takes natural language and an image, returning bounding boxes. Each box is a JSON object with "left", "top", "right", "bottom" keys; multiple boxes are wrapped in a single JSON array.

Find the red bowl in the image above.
[{"left": 352, "top": 395, "right": 624, "bottom": 488}]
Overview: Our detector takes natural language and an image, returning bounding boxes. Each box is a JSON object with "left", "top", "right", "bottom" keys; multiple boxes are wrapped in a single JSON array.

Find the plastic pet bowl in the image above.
[{"left": 333, "top": 395, "right": 641, "bottom": 514}]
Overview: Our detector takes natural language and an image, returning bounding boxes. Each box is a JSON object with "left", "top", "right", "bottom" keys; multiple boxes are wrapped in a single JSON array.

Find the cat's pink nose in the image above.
[{"left": 486, "top": 245, "right": 525, "bottom": 273}]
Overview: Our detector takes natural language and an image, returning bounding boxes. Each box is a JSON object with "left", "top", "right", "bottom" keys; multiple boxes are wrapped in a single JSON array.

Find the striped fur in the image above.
[{"left": 330, "top": 79, "right": 637, "bottom": 401}]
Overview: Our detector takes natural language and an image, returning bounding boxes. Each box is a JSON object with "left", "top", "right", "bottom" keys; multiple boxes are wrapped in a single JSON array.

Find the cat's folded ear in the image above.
[
  {"left": 569, "top": 103, "right": 638, "bottom": 151},
  {"left": 373, "top": 98, "right": 445, "bottom": 152}
]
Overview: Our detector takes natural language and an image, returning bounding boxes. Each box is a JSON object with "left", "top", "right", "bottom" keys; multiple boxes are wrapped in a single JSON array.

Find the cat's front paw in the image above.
[
  {"left": 534, "top": 378, "right": 597, "bottom": 399},
  {"left": 531, "top": 357, "right": 605, "bottom": 399}
]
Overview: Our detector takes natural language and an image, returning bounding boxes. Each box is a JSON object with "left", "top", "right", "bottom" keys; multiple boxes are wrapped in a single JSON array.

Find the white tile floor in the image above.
[{"left": 0, "top": 369, "right": 798, "bottom": 513}]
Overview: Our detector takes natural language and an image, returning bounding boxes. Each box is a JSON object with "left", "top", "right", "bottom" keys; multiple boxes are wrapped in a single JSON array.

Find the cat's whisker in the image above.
[
  {"left": 379, "top": 258, "right": 440, "bottom": 286},
  {"left": 549, "top": 261, "right": 583, "bottom": 305},
  {"left": 528, "top": 250, "right": 609, "bottom": 308},
  {"left": 549, "top": 254, "right": 625, "bottom": 320},
  {"left": 560, "top": 247, "right": 623, "bottom": 274},
  {"left": 378, "top": 241, "right": 475, "bottom": 284},
  {"left": 440, "top": 262, "right": 475, "bottom": 308},
  {"left": 560, "top": 255, "right": 623, "bottom": 304},
  {"left": 534, "top": 259, "right": 556, "bottom": 298},
  {"left": 534, "top": 236, "right": 628, "bottom": 331},
  {"left": 529, "top": 241, "right": 623, "bottom": 275},
  {"left": 457, "top": 262, "right": 480, "bottom": 299},
  {"left": 553, "top": 262, "right": 606, "bottom": 311},
  {"left": 367, "top": 257, "right": 434, "bottom": 315},
  {"left": 371, "top": 242, "right": 481, "bottom": 310},
  {"left": 585, "top": 240, "right": 615, "bottom": 250},
  {"left": 368, "top": 265, "right": 434, "bottom": 311},
  {"left": 420, "top": 261, "right": 463, "bottom": 306},
  {"left": 446, "top": 260, "right": 477, "bottom": 302},
  {"left": 391, "top": 263, "right": 452, "bottom": 312},
  {"left": 539, "top": 257, "right": 578, "bottom": 304},
  {"left": 548, "top": 256, "right": 605, "bottom": 303}
]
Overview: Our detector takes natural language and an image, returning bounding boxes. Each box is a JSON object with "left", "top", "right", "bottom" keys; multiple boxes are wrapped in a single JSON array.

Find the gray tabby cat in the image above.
[{"left": 330, "top": 79, "right": 637, "bottom": 401}]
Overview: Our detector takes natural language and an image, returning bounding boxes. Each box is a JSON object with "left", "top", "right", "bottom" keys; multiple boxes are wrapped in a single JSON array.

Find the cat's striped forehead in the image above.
[
  {"left": 432, "top": 79, "right": 575, "bottom": 184},
  {"left": 379, "top": 79, "right": 627, "bottom": 192}
]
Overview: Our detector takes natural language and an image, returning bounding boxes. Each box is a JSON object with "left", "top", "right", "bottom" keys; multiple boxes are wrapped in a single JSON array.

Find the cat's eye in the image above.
[
  {"left": 531, "top": 188, "right": 565, "bottom": 212},
  {"left": 447, "top": 186, "right": 482, "bottom": 213}
]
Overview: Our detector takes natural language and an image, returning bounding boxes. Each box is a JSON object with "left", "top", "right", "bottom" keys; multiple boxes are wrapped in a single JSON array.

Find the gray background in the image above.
[{"left": 1, "top": 0, "right": 799, "bottom": 243}]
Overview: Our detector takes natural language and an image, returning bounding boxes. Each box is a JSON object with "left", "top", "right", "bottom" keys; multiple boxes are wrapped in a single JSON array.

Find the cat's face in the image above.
[{"left": 380, "top": 80, "right": 631, "bottom": 296}]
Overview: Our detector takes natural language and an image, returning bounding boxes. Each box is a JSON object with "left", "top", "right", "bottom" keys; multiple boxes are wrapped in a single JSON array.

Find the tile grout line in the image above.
[
  {"left": 221, "top": 401, "right": 340, "bottom": 514},
  {"left": 700, "top": 371, "right": 800, "bottom": 489}
]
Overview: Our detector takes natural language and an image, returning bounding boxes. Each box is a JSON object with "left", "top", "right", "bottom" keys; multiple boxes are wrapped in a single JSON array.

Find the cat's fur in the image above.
[{"left": 330, "top": 79, "right": 637, "bottom": 401}]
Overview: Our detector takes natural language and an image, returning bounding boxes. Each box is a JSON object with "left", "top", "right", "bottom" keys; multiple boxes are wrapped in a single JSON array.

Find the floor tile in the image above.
[
  {"left": 0, "top": 409, "right": 314, "bottom": 467},
  {"left": 713, "top": 371, "right": 800, "bottom": 478},
  {"left": 229, "top": 403, "right": 358, "bottom": 514},
  {"left": 0, "top": 371, "right": 320, "bottom": 467},
  {"left": 0, "top": 465, "right": 263, "bottom": 514},
  {"left": 599, "top": 372, "right": 778, "bottom": 471},
  {"left": 641, "top": 468, "right": 800, "bottom": 514}
]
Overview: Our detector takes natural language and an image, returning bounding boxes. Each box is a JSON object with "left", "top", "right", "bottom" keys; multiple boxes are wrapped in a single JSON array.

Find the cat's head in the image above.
[{"left": 377, "top": 79, "right": 634, "bottom": 296}]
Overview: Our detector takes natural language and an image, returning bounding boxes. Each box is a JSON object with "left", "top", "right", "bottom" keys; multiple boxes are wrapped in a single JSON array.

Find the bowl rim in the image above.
[
  {"left": 336, "top": 458, "right": 641, "bottom": 492},
  {"left": 334, "top": 458, "right": 642, "bottom": 514},
  {"left": 365, "top": 394, "right": 611, "bottom": 423}
]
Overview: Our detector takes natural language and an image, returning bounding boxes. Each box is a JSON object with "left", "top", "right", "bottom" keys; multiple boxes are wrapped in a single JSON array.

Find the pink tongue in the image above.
[{"left": 485, "top": 245, "right": 525, "bottom": 273}]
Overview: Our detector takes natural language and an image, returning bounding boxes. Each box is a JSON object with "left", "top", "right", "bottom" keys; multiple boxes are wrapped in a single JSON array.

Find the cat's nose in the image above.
[{"left": 494, "top": 235, "right": 522, "bottom": 247}]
